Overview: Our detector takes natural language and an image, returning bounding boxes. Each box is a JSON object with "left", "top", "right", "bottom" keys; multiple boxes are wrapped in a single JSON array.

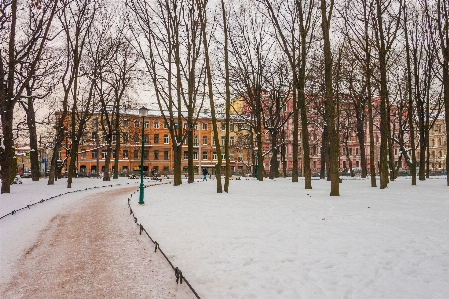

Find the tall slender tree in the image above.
[{"left": 320, "top": 0, "right": 340, "bottom": 195}]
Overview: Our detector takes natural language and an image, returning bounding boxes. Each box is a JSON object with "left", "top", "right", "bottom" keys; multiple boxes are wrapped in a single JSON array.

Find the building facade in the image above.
[{"left": 58, "top": 109, "right": 253, "bottom": 177}]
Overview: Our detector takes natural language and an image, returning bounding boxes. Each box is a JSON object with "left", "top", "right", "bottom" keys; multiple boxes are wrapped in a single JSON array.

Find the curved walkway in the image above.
[{"left": 0, "top": 187, "right": 195, "bottom": 298}]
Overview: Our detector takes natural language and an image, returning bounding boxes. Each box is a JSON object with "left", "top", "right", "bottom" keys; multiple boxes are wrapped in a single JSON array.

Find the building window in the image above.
[
  {"left": 202, "top": 123, "right": 207, "bottom": 130},
  {"left": 163, "top": 166, "right": 169, "bottom": 172},
  {"left": 144, "top": 134, "right": 149, "bottom": 144},
  {"left": 123, "top": 119, "right": 129, "bottom": 128},
  {"left": 123, "top": 133, "right": 129, "bottom": 143},
  {"left": 230, "top": 124, "right": 234, "bottom": 131},
  {"left": 164, "top": 151, "right": 169, "bottom": 160},
  {"left": 238, "top": 152, "right": 242, "bottom": 161},
  {"left": 213, "top": 152, "right": 217, "bottom": 160},
  {"left": 193, "top": 136, "right": 198, "bottom": 146},
  {"left": 92, "top": 149, "right": 97, "bottom": 159},
  {"left": 134, "top": 133, "right": 140, "bottom": 143},
  {"left": 144, "top": 121, "right": 150, "bottom": 128},
  {"left": 81, "top": 149, "right": 86, "bottom": 159},
  {"left": 203, "top": 151, "right": 208, "bottom": 160},
  {"left": 230, "top": 152, "right": 234, "bottom": 160},
  {"left": 356, "top": 161, "right": 360, "bottom": 168},
  {"left": 203, "top": 136, "right": 207, "bottom": 145},
  {"left": 123, "top": 150, "right": 128, "bottom": 159},
  {"left": 102, "top": 150, "right": 107, "bottom": 159},
  {"left": 154, "top": 150, "right": 159, "bottom": 160},
  {"left": 164, "top": 134, "right": 169, "bottom": 144},
  {"left": 213, "top": 137, "right": 215, "bottom": 146},
  {"left": 154, "top": 121, "right": 159, "bottom": 129},
  {"left": 184, "top": 151, "right": 188, "bottom": 160},
  {"left": 221, "top": 123, "right": 226, "bottom": 131},
  {"left": 92, "top": 132, "right": 98, "bottom": 141},
  {"left": 144, "top": 150, "right": 149, "bottom": 159},
  {"left": 356, "top": 147, "right": 359, "bottom": 155},
  {"left": 134, "top": 120, "right": 140, "bottom": 128},
  {"left": 221, "top": 136, "right": 226, "bottom": 146},
  {"left": 154, "top": 134, "right": 159, "bottom": 144},
  {"left": 230, "top": 136, "right": 234, "bottom": 146},
  {"left": 164, "top": 121, "right": 168, "bottom": 129},
  {"left": 112, "top": 149, "right": 116, "bottom": 158},
  {"left": 183, "top": 136, "right": 188, "bottom": 145},
  {"left": 92, "top": 118, "right": 98, "bottom": 128},
  {"left": 193, "top": 151, "right": 198, "bottom": 160},
  {"left": 134, "top": 150, "right": 139, "bottom": 159}
]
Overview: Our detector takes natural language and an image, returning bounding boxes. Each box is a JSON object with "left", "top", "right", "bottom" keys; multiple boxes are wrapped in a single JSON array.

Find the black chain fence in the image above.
[
  {"left": 0, "top": 182, "right": 135, "bottom": 220},
  {"left": 127, "top": 184, "right": 202, "bottom": 299}
]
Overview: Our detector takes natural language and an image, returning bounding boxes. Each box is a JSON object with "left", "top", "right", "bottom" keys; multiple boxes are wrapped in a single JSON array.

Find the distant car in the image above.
[
  {"left": 128, "top": 174, "right": 138, "bottom": 179},
  {"left": 22, "top": 171, "right": 32, "bottom": 178}
]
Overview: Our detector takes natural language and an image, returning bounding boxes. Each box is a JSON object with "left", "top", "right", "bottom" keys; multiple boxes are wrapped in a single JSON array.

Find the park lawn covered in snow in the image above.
[
  {"left": 1, "top": 176, "right": 448, "bottom": 298},
  {"left": 130, "top": 177, "right": 449, "bottom": 299}
]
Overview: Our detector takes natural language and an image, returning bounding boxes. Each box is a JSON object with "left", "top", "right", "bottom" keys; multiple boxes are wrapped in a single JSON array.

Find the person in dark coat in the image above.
[{"left": 202, "top": 168, "right": 208, "bottom": 181}]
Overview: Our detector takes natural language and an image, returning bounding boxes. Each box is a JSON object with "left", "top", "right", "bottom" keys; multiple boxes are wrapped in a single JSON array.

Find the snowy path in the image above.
[{"left": 0, "top": 186, "right": 195, "bottom": 299}]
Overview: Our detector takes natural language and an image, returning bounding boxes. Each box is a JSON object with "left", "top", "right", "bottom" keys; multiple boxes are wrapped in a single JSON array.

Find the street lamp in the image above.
[{"left": 139, "top": 106, "right": 148, "bottom": 205}]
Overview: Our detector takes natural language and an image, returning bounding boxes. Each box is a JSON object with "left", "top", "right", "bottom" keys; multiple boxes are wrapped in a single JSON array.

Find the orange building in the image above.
[{"left": 59, "top": 109, "right": 253, "bottom": 177}]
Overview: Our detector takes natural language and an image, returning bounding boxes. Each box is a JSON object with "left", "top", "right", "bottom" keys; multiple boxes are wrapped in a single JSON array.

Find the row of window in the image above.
[
  {"left": 79, "top": 149, "right": 244, "bottom": 161},
  {"left": 88, "top": 132, "right": 251, "bottom": 147},
  {"left": 92, "top": 118, "right": 251, "bottom": 132}
]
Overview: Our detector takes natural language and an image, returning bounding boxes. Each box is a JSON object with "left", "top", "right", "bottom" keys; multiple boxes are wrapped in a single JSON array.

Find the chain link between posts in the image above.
[
  {"left": 0, "top": 183, "right": 131, "bottom": 220},
  {"left": 128, "top": 184, "right": 202, "bottom": 299}
]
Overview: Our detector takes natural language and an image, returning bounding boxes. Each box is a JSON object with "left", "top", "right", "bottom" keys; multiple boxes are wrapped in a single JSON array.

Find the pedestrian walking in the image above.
[{"left": 202, "top": 168, "right": 208, "bottom": 181}]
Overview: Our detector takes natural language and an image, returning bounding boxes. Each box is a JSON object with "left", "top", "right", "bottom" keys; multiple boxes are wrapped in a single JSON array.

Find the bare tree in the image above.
[
  {"left": 197, "top": 0, "right": 223, "bottom": 192},
  {"left": 435, "top": 0, "right": 449, "bottom": 186},
  {"left": 227, "top": 2, "right": 271, "bottom": 182},
  {"left": 402, "top": 2, "right": 417, "bottom": 185},
  {"left": 261, "top": 61, "right": 293, "bottom": 179},
  {"left": 373, "top": 0, "right": 402, "bottom": 189},
  {"left": 1, "top": 0, "right": 59, "bottom": 193},
  {"left": 128, "top": 0, "right": 205, "bottom": 186},
  {"left": 262, "top": 0, "right": 317, "bottom": 188},
  {"left": 221, "top": 0, "right": 231, "bottom": 192},
  {"left": 320, "top": 0, "right": 340, "bottom": 195}
]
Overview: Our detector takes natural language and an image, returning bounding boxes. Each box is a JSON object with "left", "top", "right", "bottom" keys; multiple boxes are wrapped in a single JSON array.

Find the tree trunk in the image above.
[
  {"left": 25, "top": 86, "right": 40, "bottom": 181},
  {"left": 222, "top": 0, "right": 231, "bottom": 192},
  {"left": 403, "top": 2, "right": 417, "bottom": 185},
  {"left": 375, "top": 0, "right": 390, "bottom": 189},
  {"left": 321, "top": 0, "right": 339, "bottom": 196},
  {"left": 292, "top": 88, "right": 299, "bottom": 182}
]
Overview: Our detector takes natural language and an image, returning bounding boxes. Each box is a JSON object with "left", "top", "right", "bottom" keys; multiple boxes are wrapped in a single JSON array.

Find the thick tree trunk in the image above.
[
  {"left": 375, "top": 0, "right": 390, "bottom": 189},
  {"left": 222, "top": 0, "right": 231, "bottom": 192},
  {"left": 403, "top": 3, "right": 417, "bottom": 185},
  {"left": 187, "top": 119, "right": 194, "bottom": 184},
  {"left": 320, "top": 125, "right": 328, "bottom": 179},
  {"left": 321, "top": 0, "right": 339, "bottom": 196},
  {"left": 356, "top": 104, "right": 367, "bottom": 178},
  {"left": 103, "top": 141, "right": 112, "bottom": 182},
  {"left": 173, "top": 145, "right": 182, "bottom": 186},
  {"left": 1, "top": 108, "right": 14, "bottom": 194},
  {"left": 25, "top": 87, "right": 40, "bottom": 181},
  {"left": 292, "top": 88, "right": 299, "bottom": 182}
]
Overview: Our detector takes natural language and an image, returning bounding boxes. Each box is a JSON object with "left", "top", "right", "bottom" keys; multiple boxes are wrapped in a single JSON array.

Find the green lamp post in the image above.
[{"left": 139, "top": 106, "right": 148, "bottom": 205}]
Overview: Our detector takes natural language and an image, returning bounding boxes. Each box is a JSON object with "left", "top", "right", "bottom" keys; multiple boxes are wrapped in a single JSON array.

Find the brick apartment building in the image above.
[{"left": 57, "top": 109, "right": 253, "bottom": 177}]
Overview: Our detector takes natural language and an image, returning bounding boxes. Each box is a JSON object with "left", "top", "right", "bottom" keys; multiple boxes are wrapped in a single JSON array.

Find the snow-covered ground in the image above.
[{"left": 1, "top": 176, "right": 448, "bottom": 298}]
